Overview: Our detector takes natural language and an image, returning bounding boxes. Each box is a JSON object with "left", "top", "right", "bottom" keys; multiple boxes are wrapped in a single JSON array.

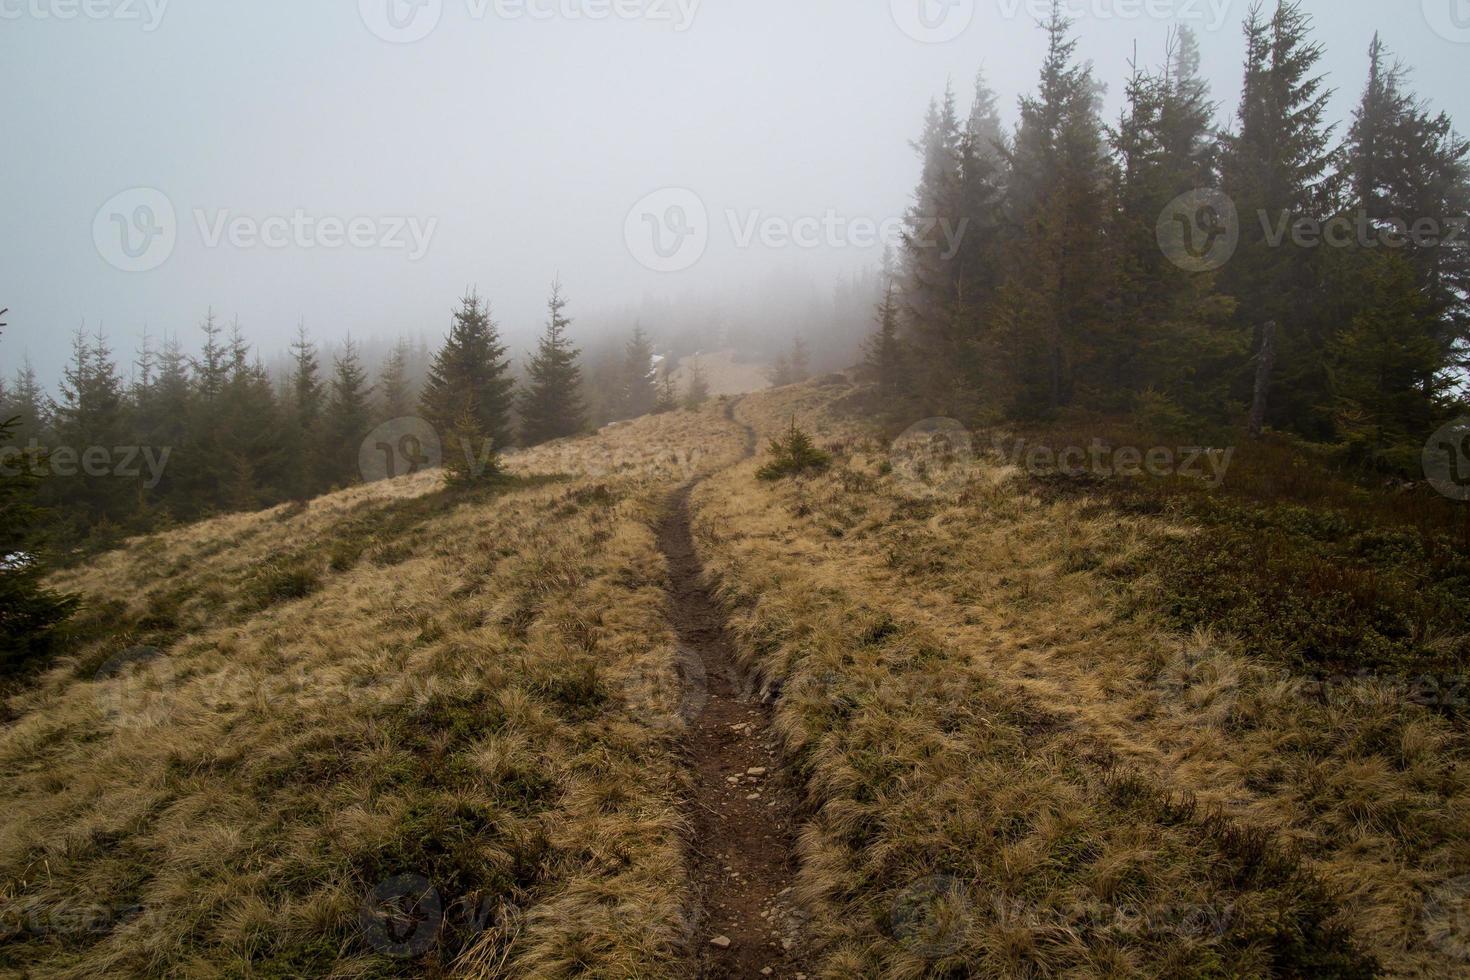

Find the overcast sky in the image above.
[{"left": 3, "top": 0, "right": 1467, "bottom": 387}]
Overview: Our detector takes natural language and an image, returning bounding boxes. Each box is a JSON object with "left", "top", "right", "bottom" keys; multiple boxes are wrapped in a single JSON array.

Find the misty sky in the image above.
[{"left": 3, "top": 0, "right": 1467, "bottom": 387}]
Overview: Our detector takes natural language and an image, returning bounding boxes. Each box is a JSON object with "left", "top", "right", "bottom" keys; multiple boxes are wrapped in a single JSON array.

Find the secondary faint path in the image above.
[{"left": 658, "top": 405, "right": 809, "bottom": 978}]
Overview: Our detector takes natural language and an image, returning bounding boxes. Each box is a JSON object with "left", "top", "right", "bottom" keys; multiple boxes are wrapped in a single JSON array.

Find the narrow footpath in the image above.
[{"left": 658, "top": 433, "right": 810, "bottom": 977}]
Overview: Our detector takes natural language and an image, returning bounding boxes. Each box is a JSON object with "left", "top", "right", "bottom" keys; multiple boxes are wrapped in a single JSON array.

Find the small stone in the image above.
[
  {"left": 747, "top": 767, "right": 768, "bottom": 776},
  {"left": 710, "top": 935, "right": 732, "bottom": 949},
  {"left": 746, "top": 793, "right": 760, "bottom": 800},
  {"left": 761, "top": 969, "right": 772, "bottom": 976}
]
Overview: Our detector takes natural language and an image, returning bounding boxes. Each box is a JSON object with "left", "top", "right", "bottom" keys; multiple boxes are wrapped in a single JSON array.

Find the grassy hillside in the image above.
[
  {"left": 0, "top": 406, "right": 748, "bottom": 977},
  {"left": 4, "top": 381, "right": 1468, "bottom": 977},
  {"left": 693, "top": 381, "right": 1468, "bottom": 978}
]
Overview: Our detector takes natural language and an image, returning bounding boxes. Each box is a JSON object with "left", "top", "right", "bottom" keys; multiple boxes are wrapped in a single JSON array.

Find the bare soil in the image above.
[{"left": 659, "top": 484, "right": 810, "bottom": 979}]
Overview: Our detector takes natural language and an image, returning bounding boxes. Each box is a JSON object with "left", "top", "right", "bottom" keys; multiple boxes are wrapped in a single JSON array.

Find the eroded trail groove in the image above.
[{"left": 659, "top": 486, "right": 809, "bottom": 978}]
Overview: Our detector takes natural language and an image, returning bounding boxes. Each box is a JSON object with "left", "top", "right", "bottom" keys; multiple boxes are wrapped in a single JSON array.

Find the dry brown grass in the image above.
[
  {"left": 667, "top": 350, "right": 771, "bottom": 399},
  {"left": 0, "top": 403, "right": 748, "bottom": 978},
  {"left": 691, "top": 380, "right": 1470, "bottom": 977},
  {"left": 9, "top": 380, "right": 1467, "bottom": 977}
]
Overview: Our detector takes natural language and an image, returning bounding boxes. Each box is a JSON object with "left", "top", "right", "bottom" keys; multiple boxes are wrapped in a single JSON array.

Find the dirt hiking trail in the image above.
[{"left": 659, "top": 427, "right": 811, "bottom": 977}]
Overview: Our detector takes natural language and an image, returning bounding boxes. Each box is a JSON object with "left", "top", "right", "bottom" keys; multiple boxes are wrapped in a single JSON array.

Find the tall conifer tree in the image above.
[{"left": 519, "top": 281, "right": 587, "bottom": 445}]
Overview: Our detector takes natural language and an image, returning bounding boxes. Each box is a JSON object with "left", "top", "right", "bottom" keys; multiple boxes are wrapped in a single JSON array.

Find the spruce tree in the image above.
[
  {"left": 790, "top": 337, "right": 810, "bottom": 382},
  {"left": 289, "top": 324, "right": 325, "bottom": 430},
  {"left": 901, "top": 83, "right": 965, "bottom": 392},
  {"left": 323, "top": 338, "right": 374, "bottom": 486},
  {"left": 683, "top": 359, "right": 711, "bottom": 410},
  {"left": 519, "top": 281, "right": 587, "bottom": 445},
  {"left": 133, "top": 327, "right": 156, "bottom": 398},
  {"left": 1344, "top": 34, "right": 1470, "bottom": 395},
  {"left": 420, "top": 291, "right": 515, "bottom": 478},
  {"left": 5, "top": 358, "right": 48, "bottom": 448},
  {"left": 285, "top": 324, "right": 326, "bottom": 498},
  {"left": 616, "top": 326, "right": 657, "bottom": 419},
  {"left": 653, "top": 369, "right": 679, "bottom": 414},
  {"left": 864, "top": 285, "right": 907, "bottom": 399},
  {"left": 50, "top": 326, "right": 130, "bottom": 530},
  {"left": 135, "top": 335, "right": 190, "bottom": 510},
  {"left": 997, "top": 1, "right": 1114, "bottom": 417},
  {"left": 1219, "top": 1, "right": 1336, "bottom": 436},
  {"left": 181, "top": 310, "right": 237, "bottom": 508},
  {"left": 767, "top": 352, "right": 794, "bottom": 388},
  {"left": 933, "top": 69, "right": 1010, "bottom": 413},
  {"left": 193, "top": 310, "right": 231, "bottom": 404},
  {"left": 378, "top": 337, "right": 414, "bottom": 421},
  {"left": 1110, "top": 29, "right": 1241, "bottom": 418},
  {"left": 0, "top": 309, "right": 77, "bottom": 673},
  {"left": 219, "top": 324, "right": 285, "bottom": 509},
  {"left": 1330, "top": 254, "right": 1445, "bottom": 470}
]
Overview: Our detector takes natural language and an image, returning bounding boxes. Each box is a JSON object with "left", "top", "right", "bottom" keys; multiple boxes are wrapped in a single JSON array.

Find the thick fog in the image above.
[{"left": 3, "top": 0, "right": 1467, "bottom": 386}]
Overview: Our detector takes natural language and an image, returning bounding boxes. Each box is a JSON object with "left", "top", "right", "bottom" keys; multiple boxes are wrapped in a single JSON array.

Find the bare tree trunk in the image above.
[{"left": 1248, "top": 320, "right": 1277, "bottom": 440}]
